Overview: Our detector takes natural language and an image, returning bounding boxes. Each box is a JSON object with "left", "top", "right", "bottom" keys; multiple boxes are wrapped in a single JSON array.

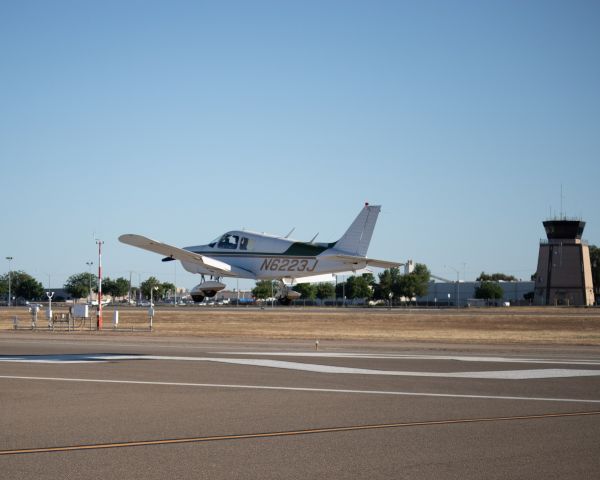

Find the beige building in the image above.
[{"left": 534, "top": 219, "right": 594, "bottom": 306}]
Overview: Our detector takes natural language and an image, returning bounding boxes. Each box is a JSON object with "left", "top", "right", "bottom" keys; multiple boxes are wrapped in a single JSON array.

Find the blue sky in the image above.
[{"left": 1, "top": 0, "right": 599, "bottom": 291}]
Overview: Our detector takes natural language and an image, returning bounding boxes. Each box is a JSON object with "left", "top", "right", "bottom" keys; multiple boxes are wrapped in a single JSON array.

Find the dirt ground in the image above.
[{"left": 1, "top": 305, "right": 600, "bottom": 345}]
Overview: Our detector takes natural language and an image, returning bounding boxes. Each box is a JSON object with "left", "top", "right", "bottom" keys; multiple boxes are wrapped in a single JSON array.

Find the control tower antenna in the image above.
[{"left": 560, "top": 184, "right": 564, "bottom": 219}]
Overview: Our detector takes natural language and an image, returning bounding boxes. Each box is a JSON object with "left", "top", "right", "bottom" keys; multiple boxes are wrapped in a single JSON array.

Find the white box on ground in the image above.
[{"left": 73, "top": 304, "right": 89, "bottom": 318}]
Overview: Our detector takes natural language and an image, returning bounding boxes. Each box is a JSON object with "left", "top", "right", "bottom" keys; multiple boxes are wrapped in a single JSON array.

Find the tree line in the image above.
[
  {"left": 0, "top": 271, "right": 177, "bottom": 303},
  {"left": 3, "top": 247, "right": 600, "bottom": 304},
  {"left": 251, "top": 264, "right": 432, "bottom": 301}
]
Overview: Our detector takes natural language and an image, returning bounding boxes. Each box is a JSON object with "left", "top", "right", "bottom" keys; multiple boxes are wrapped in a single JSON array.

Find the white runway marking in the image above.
[
  {"left": 1, "top": 374, "right": 599, "bottom": 404},
  {"left": 218, "top": 352, "right": 600, "bottom": 366},
  {"left": 1, "top": 354, "right": 600, "bottom": 379}
]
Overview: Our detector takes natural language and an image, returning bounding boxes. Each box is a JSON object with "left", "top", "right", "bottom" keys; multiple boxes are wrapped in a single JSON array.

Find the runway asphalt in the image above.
[{"left": 1, "top": 333, "right": 599, "bottom": 479}]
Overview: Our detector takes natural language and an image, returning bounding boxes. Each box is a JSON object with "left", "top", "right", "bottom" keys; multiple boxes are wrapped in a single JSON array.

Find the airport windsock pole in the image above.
[{"left": 96, "top": 239, "right": 104, "bottom": 330}]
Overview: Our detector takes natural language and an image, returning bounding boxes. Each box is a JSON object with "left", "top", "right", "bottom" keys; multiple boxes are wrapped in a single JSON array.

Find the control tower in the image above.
[{"left": 533, "top": 219, "right": 594, "bottom": 306}]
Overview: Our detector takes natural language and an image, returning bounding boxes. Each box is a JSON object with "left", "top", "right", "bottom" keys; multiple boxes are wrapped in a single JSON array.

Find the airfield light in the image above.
[{"left": 5, "top": 257, "right": 13, "bottom": 307}]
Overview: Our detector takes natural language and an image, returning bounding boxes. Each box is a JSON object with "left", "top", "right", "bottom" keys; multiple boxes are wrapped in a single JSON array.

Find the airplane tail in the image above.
[{"left": 333, "top": 204, "right": 381, "bottom": 257}]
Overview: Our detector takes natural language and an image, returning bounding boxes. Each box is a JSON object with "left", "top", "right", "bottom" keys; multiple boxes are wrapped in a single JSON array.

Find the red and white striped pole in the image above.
[{"left": 96, "top": 239, "right": 104, "bottom": 330}]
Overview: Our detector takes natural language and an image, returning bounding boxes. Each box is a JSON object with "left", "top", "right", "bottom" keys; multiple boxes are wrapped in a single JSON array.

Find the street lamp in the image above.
[
  {"left": 86, "top": 261, "right": 93, "bottom": 304},
  {"left": 5, "top": 257, "right": 13, "bottom": 307}
]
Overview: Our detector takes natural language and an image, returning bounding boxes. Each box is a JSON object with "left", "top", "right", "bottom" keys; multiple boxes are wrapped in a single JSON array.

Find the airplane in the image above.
[{"left": 119, "top": 203, "right": 401, "bottom": 304}]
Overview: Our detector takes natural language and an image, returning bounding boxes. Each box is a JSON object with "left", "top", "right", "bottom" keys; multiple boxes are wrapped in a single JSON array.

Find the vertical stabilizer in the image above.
[{"left": 333, "top": 204, "right": 381, "bottom": 256}]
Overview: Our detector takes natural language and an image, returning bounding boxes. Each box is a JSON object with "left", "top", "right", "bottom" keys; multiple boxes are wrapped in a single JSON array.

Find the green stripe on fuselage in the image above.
[{"left": 189, "top": 241, "right": 335, "bottom": 257}]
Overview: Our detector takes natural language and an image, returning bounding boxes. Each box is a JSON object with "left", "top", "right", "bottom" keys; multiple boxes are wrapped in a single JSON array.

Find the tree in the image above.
[
  {"left": 0, "top": 271, "right": 44, "bottom": 301},
  {"left": 64, "top": 272, "right": 97, "bottom": 301},
  {"left": 102, "top": 277, "right": 130, "bottom": 300},
  {"left": 17, "top": 275, "right": 45, "bottom": 300},
  {"left": 477, "top": 272, "right": 517, "bottom": 282},
  {"left": 346, "top": 274, "right": 373, "bottom": 299},
  {"left": 101, "top": 278, "right": 117, "bottom": 298},
  {"left": 475, "top": 281, "right": 504, "bottom": 300},
  {"left": 315, "top": 282, "right": 335, "bottom": 300},
  {"left": 252, "top": 280, "right": 276, "bottom": 300},
  {"left": 378, "top": 267, "right": 401, "bottom": 299},
  {"left": 161, "top": 282, "right": 176, "bottom": 300},
  {"left": 361, "top": 272, "right": 376, "bottom": 287},
  {"left": 402, "top": 263, "right": 430, "bottom": 298},
  {"left": 113, "top": 277, "right": 130, "bottom": 298},
  {"left": 293, "top": 283, "right": 316, "bottom": 299},
  {"left": 590, "top": 245, "right": 600, "bottom": 297},
  {"left": 141, "top": 277, "right": 163, "bottom": 300}
]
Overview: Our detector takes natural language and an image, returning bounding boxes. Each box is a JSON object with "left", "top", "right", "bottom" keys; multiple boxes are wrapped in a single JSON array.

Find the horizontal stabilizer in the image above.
[
  {"left": 283, "top": 273, "right": 336, "bottom": 285},
  {"left": 323, "top": 254, "right": 402, "bottom": 270},
  {"left": 119, "top": 234, "right": 232, "bottom": 276}
]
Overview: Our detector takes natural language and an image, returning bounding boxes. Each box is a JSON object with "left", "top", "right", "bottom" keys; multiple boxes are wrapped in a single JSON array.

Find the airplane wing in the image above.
[
  {"left": 118, "top": 234, "right": 232, "bottom": 276},
  {"left": 322, "top": 254, "right": 403, "bottom": 270}
]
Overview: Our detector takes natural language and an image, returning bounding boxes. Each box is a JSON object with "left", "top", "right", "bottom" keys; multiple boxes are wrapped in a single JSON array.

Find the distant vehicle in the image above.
[
  {"left": 120, "top": 204, "right": 401, "bottom": 305},
  {"left": 88, "top": 299, "right": 111, "bottom": 306}
]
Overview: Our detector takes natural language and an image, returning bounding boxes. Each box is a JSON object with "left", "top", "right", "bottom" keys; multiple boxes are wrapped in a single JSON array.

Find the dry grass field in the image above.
[{"left": 1, "top": 305, "right": 600, "bottom": 345}]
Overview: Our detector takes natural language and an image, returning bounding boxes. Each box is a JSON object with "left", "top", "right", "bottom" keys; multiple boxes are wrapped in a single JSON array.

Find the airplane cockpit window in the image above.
[
  {"left": 240, "top": 237, "right": 249, "bottom": 250},
  {"left": 217, "top": 233, "right": 239, "bottom": 249},
  {"left": 208, "top": 236, "right": 221, "bottom": 248}
]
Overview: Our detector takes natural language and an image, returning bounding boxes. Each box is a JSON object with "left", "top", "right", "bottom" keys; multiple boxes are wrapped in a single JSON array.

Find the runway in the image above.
[{"left": 1, "top": 334, "right": 599, "bottom": 479}]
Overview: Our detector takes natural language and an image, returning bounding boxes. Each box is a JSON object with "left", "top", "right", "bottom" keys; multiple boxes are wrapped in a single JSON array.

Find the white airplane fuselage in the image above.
[{"left": 180, "top": 232, "right": 369, "bottom": 280}]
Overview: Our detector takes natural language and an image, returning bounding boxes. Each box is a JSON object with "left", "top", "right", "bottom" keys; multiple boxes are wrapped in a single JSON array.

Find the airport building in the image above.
[{"left": 418, "top": 281, "right": 535, "bottom": 307}]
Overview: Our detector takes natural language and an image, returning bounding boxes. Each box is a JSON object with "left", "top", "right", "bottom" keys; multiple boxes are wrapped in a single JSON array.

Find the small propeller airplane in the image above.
[{"left": 119, "top": 203, "right": 401, "bottom": 304}]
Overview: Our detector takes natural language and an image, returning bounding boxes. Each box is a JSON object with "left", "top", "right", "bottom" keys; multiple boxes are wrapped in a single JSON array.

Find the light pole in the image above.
[
  {"left": 149, "top": 285, "right": 158, "bottom": 331},
  {"left": 86, "top": 261, "right": 93, "bottom": 304},
  {"left": 334, "top": 275, "right": 337, "bottom": 307},
  {"left": 173, "top": 263, "right": 177, "bottom": 306},
  {"left": 446, "top": 265, "right": 460, "bottom": 308},
  {"left": 5, "top": 257, "right": 13, "bottom": 307},
  {"left": 96, "top": 239, "right": 104, "bottom": 330}
]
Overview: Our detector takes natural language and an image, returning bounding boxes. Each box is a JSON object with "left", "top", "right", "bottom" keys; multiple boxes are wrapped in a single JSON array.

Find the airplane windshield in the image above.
[{"left": 217, "top": 233, "right": 239, "bottom": 249}]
